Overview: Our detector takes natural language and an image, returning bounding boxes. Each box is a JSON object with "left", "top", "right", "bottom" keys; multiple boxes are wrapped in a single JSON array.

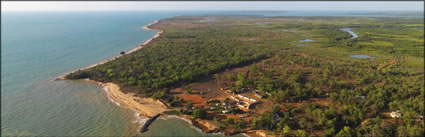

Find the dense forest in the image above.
[
  {"left": 66, "top": 16, "right": 424, "bottom": 136},
  {"left": 67, "top": 22, "right": 271, "bottom": 93}
]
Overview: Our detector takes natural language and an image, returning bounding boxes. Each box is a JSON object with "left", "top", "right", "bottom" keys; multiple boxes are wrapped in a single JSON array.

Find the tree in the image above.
[
  {"left": 214, "top": 117, "right": 222, "bottom": 123},
  {"left": 250, "top": 63, "right": 257, "bottom": 73},
  {"left": 192, "top": 108, "right": 207, "bottom": 119},
  {"left": 152, "top": 92, "right": 165, "bottom": 100},
  {"left": 295, "top": 130, "right": 307, "bottom": 137},
  {"left": 271, "top": 105, "right": 281, "bottom": 114},
  {"left": 407, "top": 125, "right": 424, "bottom": 137},
  {"left": 187, "top": 89, "right": 193, "bottom": 94},
  {"left": 397, "top": 126, "right": 408, "bottom": 137},
  {"left": 234, "top": 120, "right": 246, "bottom": 130},
  {"left": 218, "top": 124, "right": 226, "bottom": 130},
  {"left": 231, "top": 87, "right": 237, "bottom": 94},
  {"left": 250, "top": 118, "right": 257, "bottom": 128},
  {"left": 185, "top": 100, "right": 193, "bottom": 109},
  {"left": 324, "top": 128, "right": 335, "bottom": 137},
  {"left": 120, "top": 51, "right": 125, "bottom": 55},
  {"left": 298, "top": 118, "right": 308, "bottom": 129},
  {"left": 335, "top": 126, "right": 355, "bottom": 137},
  {"left": 282, "top": 125, "right": 292, "bottom": 136},
  {"left": 235, "top": 72, "right": 246, "bottom": 89},
  {"left": 226, "top": 118, "right": 234, "bottom": 125},
  {"left": 224, "top": 98, "right": 231, "bottom": 104}
]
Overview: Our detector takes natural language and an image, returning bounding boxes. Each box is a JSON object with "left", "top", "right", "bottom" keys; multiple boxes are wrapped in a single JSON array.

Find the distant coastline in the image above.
[{"left": 55, "top": 20, "right": 163, "bottom": 81}]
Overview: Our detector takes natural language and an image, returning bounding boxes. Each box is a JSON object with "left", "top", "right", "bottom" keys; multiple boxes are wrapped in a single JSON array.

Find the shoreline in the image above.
[
  {"left": 159, "top": 115, "right": 223, "bottom": 136},
  {"left": 159, "top": 115, "right": 248, "bottom": 137},
  {"left": 55, "top": 20, "right": 163, "bottom": 81},
  {"left": 100, "top": 82, "right": 169, "bottom": 117},
  {"left": 99, "top": 81, "right": 238, "bottom": 136},
  {"left": 99, "top": 81, "right": 169, "bottom": 133}
]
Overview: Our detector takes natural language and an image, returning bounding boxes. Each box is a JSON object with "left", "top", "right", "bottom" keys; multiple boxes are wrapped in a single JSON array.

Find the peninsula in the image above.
[{"left": 62, "top": 16, "right": 424, "bottom": 136}]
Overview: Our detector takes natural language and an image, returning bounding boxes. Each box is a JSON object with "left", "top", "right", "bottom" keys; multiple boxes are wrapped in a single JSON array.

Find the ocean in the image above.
[{"left": 2, "top": 10, "right": 422, "bottom": 136}]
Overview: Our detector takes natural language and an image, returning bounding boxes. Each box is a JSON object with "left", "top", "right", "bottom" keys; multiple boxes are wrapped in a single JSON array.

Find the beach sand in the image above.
[{"left": 102, "top": 82, "right": 168, "bottom": 117}]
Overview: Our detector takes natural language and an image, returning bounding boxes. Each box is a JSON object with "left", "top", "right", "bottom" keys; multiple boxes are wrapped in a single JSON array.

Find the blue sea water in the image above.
[{"left": 2, "top": 10, "right": 422, "bottom": 136}]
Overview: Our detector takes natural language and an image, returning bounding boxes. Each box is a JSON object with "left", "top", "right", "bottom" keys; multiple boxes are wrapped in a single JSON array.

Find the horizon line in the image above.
[{"left": 3, "top": 9, "right": 424, "bottom": 12}]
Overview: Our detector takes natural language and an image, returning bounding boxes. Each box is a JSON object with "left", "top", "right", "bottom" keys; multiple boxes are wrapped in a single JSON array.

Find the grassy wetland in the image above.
[{"left": 66, "top": 16, "right": 424, "bottom": 136}]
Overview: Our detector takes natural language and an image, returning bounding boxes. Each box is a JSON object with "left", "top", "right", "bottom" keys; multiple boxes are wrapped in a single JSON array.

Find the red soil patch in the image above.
[
  {"left": 310, "top": 98, "right": 330, "bottom": 106},
  {"left": 313, "top": 130, "right": 325, "bottom": 136},
  {"left": 171, "top": 77, "right": 232, "bottom": 107},
  {"left": 172, "top": 88, "right": 208, "bottom": 107}
]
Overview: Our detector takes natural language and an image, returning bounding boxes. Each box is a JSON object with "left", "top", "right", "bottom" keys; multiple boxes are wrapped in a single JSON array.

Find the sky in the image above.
[{"left": 2, "top": 1, "right": 424, "bottom": 11}]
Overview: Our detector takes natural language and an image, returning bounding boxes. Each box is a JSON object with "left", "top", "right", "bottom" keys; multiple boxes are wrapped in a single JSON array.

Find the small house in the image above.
[
  {"left": 238, "top": 104, "right": 246, "bottom": 109},
  {"left": 390, "top": 111, "right": 401, "bottom": 118},
  {"left": 239, "top": 115, "right": 247, "bottom": 118},
  {"left": 222, "top": 110, "right": 231, "bottom": 114},
  {"left": 254, "top": 92, "right": 265, "bottom": 98}
]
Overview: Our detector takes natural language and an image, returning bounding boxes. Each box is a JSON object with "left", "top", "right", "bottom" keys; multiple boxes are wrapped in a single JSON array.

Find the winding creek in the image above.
[{"left": 341, "top": 28, "right": 359, "bottom": 39}]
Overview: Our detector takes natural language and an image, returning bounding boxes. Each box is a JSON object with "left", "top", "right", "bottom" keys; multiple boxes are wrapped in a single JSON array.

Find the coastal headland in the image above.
[
  {"left": 57, "top": 16, "right": 424, "bottom": 137},
  {"left": 102, "top": 82, "right": 168, "bottom": 117}
]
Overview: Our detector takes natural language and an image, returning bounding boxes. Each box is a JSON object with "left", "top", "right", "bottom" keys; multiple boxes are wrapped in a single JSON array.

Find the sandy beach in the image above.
[
  {"left": 55, "top": 20, "right": 163, "bottom": 80},
  {"left": 102, "top": 82, "right": 168, "bottom": 117}
]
